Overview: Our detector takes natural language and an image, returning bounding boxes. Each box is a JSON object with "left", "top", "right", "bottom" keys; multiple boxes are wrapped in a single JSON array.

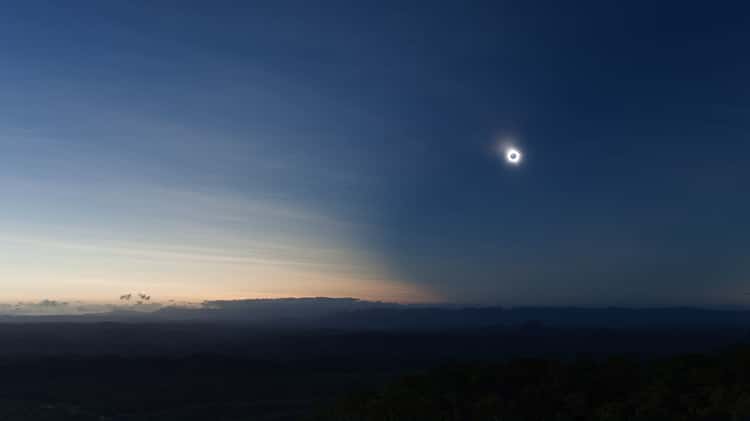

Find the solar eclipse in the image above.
[{"left": 505, "top": 147, "right": 522, "bottom": 165}]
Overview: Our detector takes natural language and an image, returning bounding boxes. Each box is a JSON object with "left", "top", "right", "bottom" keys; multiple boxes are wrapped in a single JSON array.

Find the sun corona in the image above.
[{"left": 505, "top": 147, "right": 522, "bottom": 165}]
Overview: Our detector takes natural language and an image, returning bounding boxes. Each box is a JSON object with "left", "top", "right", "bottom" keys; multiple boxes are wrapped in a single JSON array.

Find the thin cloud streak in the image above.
[{"left": 0, "top": 234, "right": 375, "bottom": 275}]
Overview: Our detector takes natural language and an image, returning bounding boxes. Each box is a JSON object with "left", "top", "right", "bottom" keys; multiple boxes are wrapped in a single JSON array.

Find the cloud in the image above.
[{"left": 0, "top": 298, "right": 171, "bottom": 316}]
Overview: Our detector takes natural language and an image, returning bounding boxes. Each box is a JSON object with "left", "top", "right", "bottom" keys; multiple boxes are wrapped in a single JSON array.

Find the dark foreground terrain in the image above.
[
  {"left": 1, "top": 306, "right": 749, "bottom": 420},
  {"left": 4, "top": 346, "right": 750, "bottom": 421},
  {"left": 323, "top": 347, "right": 750, "bottom": 421}
]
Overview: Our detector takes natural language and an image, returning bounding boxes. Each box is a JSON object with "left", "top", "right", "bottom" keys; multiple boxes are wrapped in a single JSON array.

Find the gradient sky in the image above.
[{"left": 1, "top": 1, "right": 749, "bottom": 306}]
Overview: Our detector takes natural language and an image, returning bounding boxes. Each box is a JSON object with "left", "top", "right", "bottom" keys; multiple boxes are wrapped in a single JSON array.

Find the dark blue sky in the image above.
[{"left": 0, "top": 1, "right": 748, "bottom": 306}]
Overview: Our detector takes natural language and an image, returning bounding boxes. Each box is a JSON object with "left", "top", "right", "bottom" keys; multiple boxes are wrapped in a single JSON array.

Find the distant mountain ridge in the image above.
[
  {"left": 155, "top": 297, "right": 400, "bottom": 321},
  {"left": 315, "top": 306, "right": 750, "bottom": 330},
  {"left": 1, "top": 297, "right": 749, "bottom": 330}
]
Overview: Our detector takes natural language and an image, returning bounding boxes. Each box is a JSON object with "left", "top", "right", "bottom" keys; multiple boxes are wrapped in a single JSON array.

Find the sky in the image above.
[{"left": 0, "top": 1, "right": 749, "bottom": 307}]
